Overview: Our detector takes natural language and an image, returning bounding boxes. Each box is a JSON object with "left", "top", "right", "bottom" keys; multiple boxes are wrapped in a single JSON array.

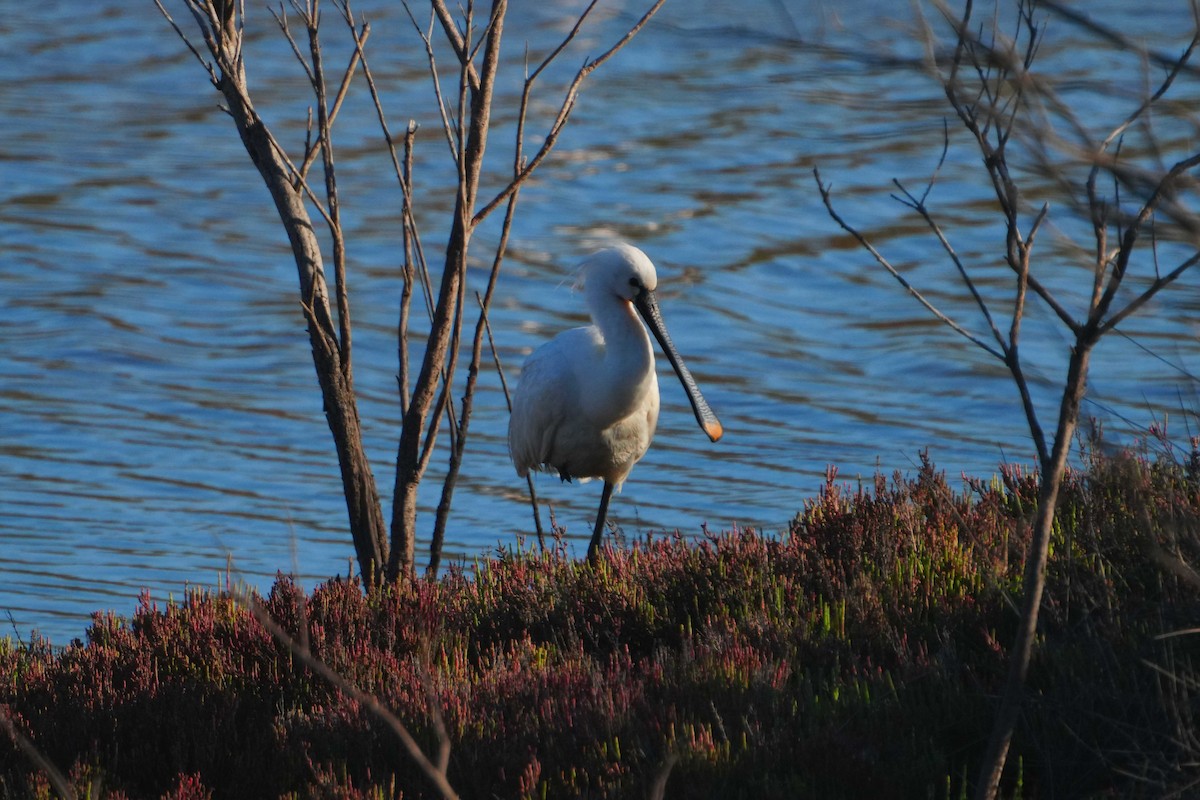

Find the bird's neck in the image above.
[
  {"left": 586, "top": 299, "right": 656, "bottom": 422},
  {"left": 598, "top": 297, "right": 653, "bottom": 361}
]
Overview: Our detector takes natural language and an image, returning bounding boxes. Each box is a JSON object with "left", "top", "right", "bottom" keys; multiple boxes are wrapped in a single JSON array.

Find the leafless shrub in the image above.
[
  {"left": 815, "top": 1, "right": 1200, "bottom": 796},
  {"left": 154, "top": 0, "right": 665, "bottom": 582}
]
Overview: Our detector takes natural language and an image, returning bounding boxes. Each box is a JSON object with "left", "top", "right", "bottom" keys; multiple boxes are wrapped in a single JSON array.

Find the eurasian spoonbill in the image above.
[{"left": 508, "top": 243, "right": 723, "bottom": 562}]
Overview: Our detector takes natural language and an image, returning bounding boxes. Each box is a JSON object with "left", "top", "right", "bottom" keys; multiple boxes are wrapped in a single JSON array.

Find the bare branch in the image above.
[
  {"left": 1040, "top": 0, "right": 1200, "bottom": 77},
  {"left": 420, "top": 271, "right": 467, "bottom": 473},
  {"left": 348, "top": 12, "right": 407, "bottom": 193},
  {"left": 1092, "top": 152, "right": 1200, "bottom": 326},
  {"left": 0, "top": 707, "right": 75, "bottom": 800},
  {"left": 244, "top": 594, "right": 459, "bottom": 800},
  {"left": 815, "top": 168, "right": 1006, "bottom": 360},
  {"left": 336, "top": 8, "right": 426, "bottom": 419},
  {"left": 297, "top": 7, "right": 369, "bottom": 181},
  {"left": 1101, "top": 29, "right": 1200, "bottom": 154},
  {"left": 1098, "top": 249, "right": 1200, "bottom": 336},
  {"left": 358, "top": 11, "right": 437, "bottom": 325},
  {"left": 466, "top": 0, "right": 505, "bottom": 66},
  {"left": 154, "top": 0, "right": 220, "bottom": 85},
  {"left": 430, "top": 0, "right": 482, "bottom": 91},
  {"left": 390, "top": 0, "right": 511, "bottom": 579},
  {"left": 428, "top": 165, "right": 525, "bottom": 576},
  {"left": 299, "top": 6, "right": 355, "bottom": 369},
  {"left": 162, "top": 0, "right": 388, "bottom": 578},
  {"left": 472, "top": 0, "right": 667, "bottom": 225},
  {"left": 528, "top": 0, "right": 602, "bottom": 86},
  {"left": 269, "top": 4, "right": 317, "bottom": 87},
  {"left": 892, "top": 175, "right": 1010, "bottom": 356},
  {"left": 479, "top": 290, "right": 545, "bottom": 548},
  {"left": 405, "top": 4, "right": 462, "bottom": 170},
  {"left": 1006, "top": 204, "right": 1034, "bottom": 346},
  {"left": 399, "top": 122, "right": 419, "bottom": 416}
]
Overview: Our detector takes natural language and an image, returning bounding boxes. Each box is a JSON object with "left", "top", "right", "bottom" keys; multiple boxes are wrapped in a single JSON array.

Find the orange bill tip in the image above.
[{"left": 704, "top": 420, "right": 724, "bottom": 443}]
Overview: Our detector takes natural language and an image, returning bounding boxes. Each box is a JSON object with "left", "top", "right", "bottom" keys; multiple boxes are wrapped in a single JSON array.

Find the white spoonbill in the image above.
[{"left": 508, "top": 243, "right": 723, "bottom": 562}]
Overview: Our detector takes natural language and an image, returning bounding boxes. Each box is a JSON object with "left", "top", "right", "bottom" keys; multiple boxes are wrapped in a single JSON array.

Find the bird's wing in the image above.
[{"left": 507, "top": 328, "right": 596, "bottom": 478}]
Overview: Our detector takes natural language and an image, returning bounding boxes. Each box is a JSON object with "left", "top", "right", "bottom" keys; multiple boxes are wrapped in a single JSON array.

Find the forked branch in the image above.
[
  {"left": 816, "top": 4, "right": 1200, "bottom": 798},
  {"left": 472, "top": 0, "right": 668, "bottom": 225},
  {"left": 245, "top": 593, "right": 459, "bottom": 799},
  {"left": 814, "top": 168, "right": 1006, "bottom": 361},
  {"left": 388, "top": 0, "right": 668, "bottom": 578},
  {"left": 156, "top": 0, "right": 388, "bottom": 579}
]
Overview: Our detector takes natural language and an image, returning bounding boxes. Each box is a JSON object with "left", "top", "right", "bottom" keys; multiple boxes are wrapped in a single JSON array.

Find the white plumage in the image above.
[{"left": 508, "top": 243, "right": 722, "bottom": 561}]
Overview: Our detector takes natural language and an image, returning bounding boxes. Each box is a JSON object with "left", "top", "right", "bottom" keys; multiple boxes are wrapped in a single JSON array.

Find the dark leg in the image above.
[{"left": 587, "top": 480, "right": 615, "bottom": 563}]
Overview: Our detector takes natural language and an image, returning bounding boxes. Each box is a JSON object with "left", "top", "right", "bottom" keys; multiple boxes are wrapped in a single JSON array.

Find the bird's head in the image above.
[
  {"left": 579, "top": 243, "right": 723, "bottom": 444},
  {"left": 583, "top": 243, "right": 659, "bottom": 306}
]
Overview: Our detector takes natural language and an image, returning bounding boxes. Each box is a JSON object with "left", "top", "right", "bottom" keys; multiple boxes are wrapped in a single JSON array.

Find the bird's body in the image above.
[
  {"left": 508, "top": 325, "right": 659, "bottom": 486},
  {"left": 508, "top": 243, "right": 722, "bottom": 560}
]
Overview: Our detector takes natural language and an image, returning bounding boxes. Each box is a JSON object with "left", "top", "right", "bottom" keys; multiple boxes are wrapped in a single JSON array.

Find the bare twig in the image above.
[
  {"left": 815, "top": 168, "right": 1006, "bottom": 360},
  {"left": 244, "top": 594, "right": 459, "bottom": 799},
  {"left": 389, "top": 0, "right": 667, "bottom": 578},
  {"left": 158, "top": 0, "right": 388, "bottom": 578},
  {"left": 479, "top": 291, "right": 546, "bottom": 547},
  {"left": 892, "top": 165, "right": 1008, "bottom": 354},
  {"left": 297, "top": 4, "right": 355, "bottom": 371},
  {"left": 1092, "top": 152, "right": 1200, "bottom": 327},
  {"left": 0, "top": 707, "right": 76, "bottom": 800},
  {"left": 430, "top": 0, "right": 482, "bottom": 92},
  {"left": 818, "top": 3, "right": 1200, "bottom": 797},
  {"left": 1098, "top": 250, "right": 1200, "bottom": 336},
  {"left": 406, "top": 4, "right": 463, "bottom": 170},
  {"left": 428, "top": 176, "right": 524, "bottom": 576},
  {"left": 153, "top": 0, "right": 220, "bottom": 85},
  {"left": 1040, "top": 0, "right": 1200, "bottom": 77},
  {"left": 472, "top": 0, "right": 667, "bottom": 225},
  {"left": 340, "top": 6, "right": 424, "bottom": 417},
  {"left": 295, "top": 3, "right": 370, "bottom": 182}
]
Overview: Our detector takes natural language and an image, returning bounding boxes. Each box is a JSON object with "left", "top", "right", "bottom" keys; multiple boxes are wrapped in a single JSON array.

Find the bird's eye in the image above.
[{"left": 628, "top": 277, "right": 640, "bottom": 288}]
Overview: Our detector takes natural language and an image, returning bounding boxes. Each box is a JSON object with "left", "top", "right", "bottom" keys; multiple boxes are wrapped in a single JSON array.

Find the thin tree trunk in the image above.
[
  {"left": 164, "top": 0, "right": 662, "bottom": 584},
  {"left": 215, "top": 64, "right": 388, "bottom": 581},
  {"left": 975, "top": 339, "right": 1094, "bottom": 799},
  {"left": 387, "top": 0, "right": 506, "bottom": 581},
  {"left": 388, "top": 225, "right": 469, "bottom": 580}
]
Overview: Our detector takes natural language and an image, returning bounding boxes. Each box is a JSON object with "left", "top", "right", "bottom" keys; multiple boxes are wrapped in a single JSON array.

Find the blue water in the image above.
[{"left": 3, "top": 0, "right": 1199, "bottom": 643}]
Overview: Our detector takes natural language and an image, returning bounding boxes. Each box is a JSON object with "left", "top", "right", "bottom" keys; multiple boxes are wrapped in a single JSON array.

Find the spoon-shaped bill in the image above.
[{"left": 634, "top": 289, "right": 723, "bottom": 443}]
